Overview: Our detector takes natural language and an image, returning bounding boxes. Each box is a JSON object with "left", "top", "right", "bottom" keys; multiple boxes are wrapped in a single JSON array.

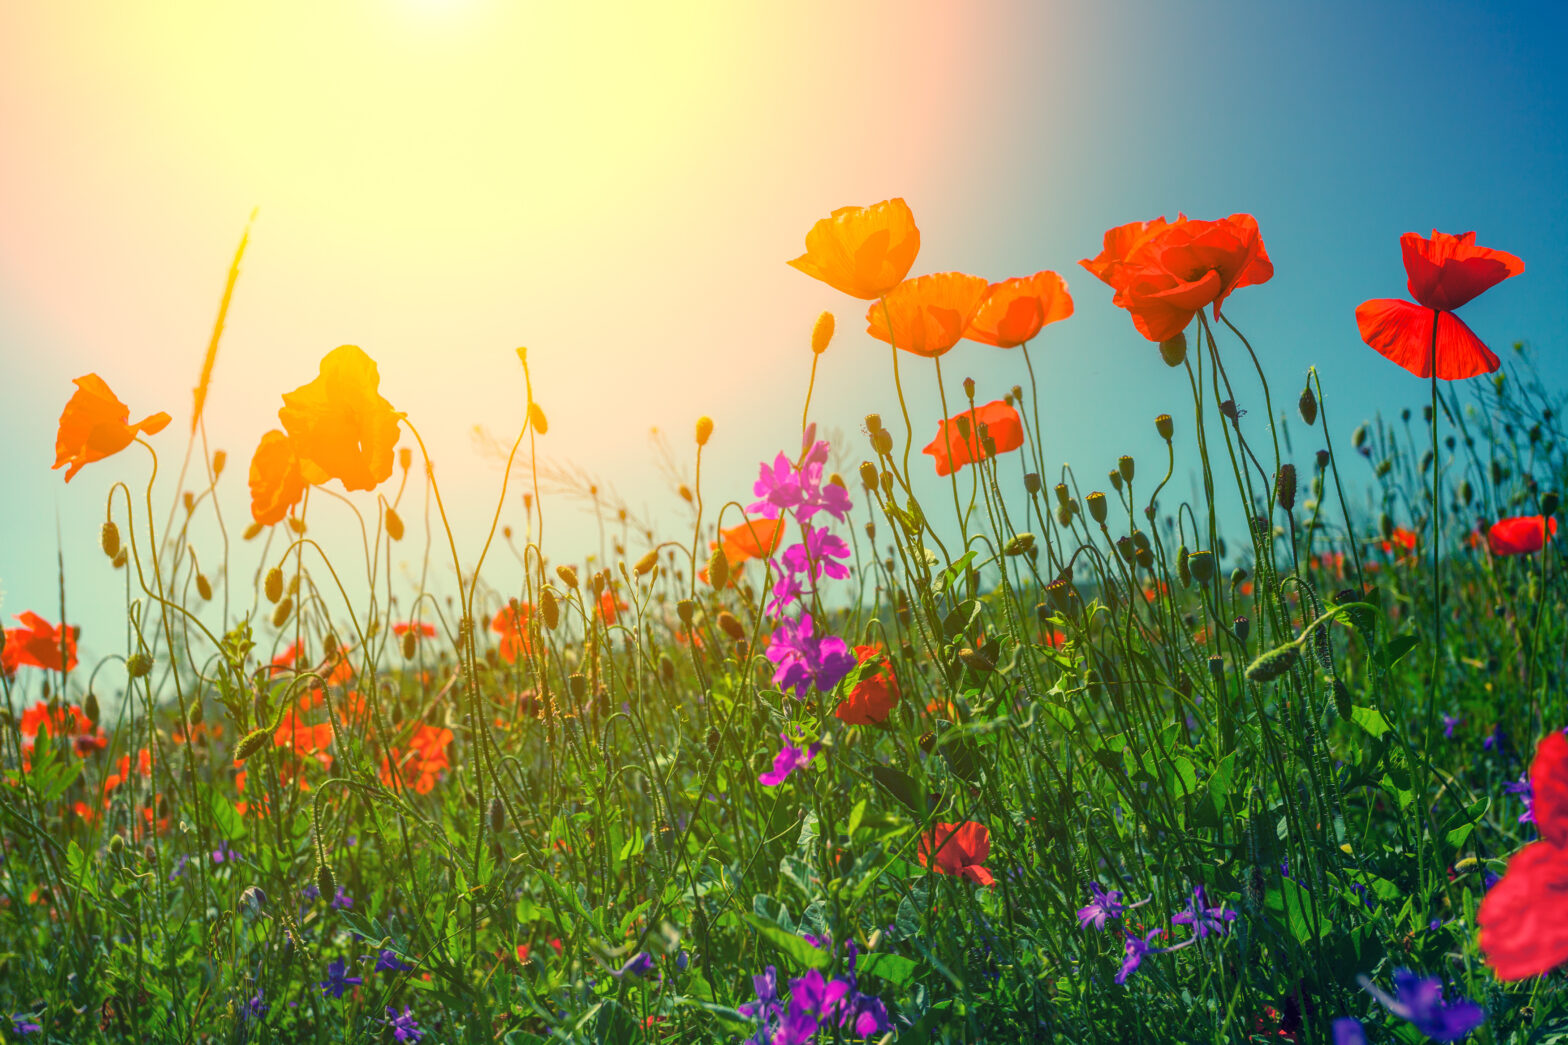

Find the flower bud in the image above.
[
  {"left": 1159, "top": 331, "right": 1187, "bottom": 367},
  {"left": 316, "top": 863, "right": 335, "bottom": 899},
  {"left": 568, "top": 673, "right": 588, "bottom": 700},
  {"left": 1352, "top": 424, "right": 1368, "bottom": 450},
  {"left": 264, "top": 567, "right": 284, "bottom": 604},
  {"left": 963, "top": 376, "right": 976, "bottom": 399},
  {"left": 101, "top": 521, "right": 121, "bottom": 559},
  {"left": 385, "top": 508, "right": 405, "bottom": 542},
  {"left": 127, "top": 652, "right": 153, "bottom": 679},
  {"left": 489, "top": 797, "right": 505, "bottom": 834},
  {"left": 811, "top": 311, "right": 835, "bottom": 354},
  {"left": 706, "top": 545, "right": 729, "bottom": 589},
  {"left": 529, "top": 402, "right": 549, "bottom": 435},
  {"left": 717, "top": 612, "right": 745, "bottom": 641},
  {"left": 84, "top": 691, "right": 100, "bottom": 725},
  {"left": 288, "top": 516, "right": 306, "bottom": 535},
  {"left": 400, "top": 447, "right": 413, "bottom": 472},
  {"left": 401, "top": 630, "right": 417, "bottom": 660},
  {"left": 958, "top": 647, "right": 994, "bottom": 673},
  {"left": 1544, "top": 491, "right": 1561, "bottom": 516},
  {"left": 1054, "top": 483, "right": 1071, "bottom": 507},
  {"left": 1118, "top": 456, "right": 1135, "bottom": 483},
  {"left": 695, "top": 416, "right": 714, "bottom": 447},
  {"left": 1135, "top": 546, "right": 1154, "bottom": 570},
  {"left": 242, "top": 521, "right": 264, "bottom": 541},
  {"left": 557, "top": 565, "right": 579, "bottom": 590},
  {"left": 1298, "top": 384, "right": 1318, "bottom": 426},
  {"left": 1155, "top": 414, "right": 1174, "bottom": 441},
  {"left": 1177, "top": 545, "right": 1191, "bottom": 586},
  {"left": 1055, "top": 503, "right": 1073, "bottom": 527},
  {"left": 271, "top": 596, "right": 293, "bottom": 628},
  {"left": 540, "top": 588, "right": 560, "bottom": 630},
  {"left": 633, "top": 549, "right": 660, "bottom": 576},
  {"left": 211, "top": 449, "right": 227, "bottom": 477},
  {"left": 235, "top": 728, "right": 271, "bottom": 761},
  {"left": 1004, "top": 532, "right": 1035, "bottom": 556},
  {"left": 859, "top": 461, "right": 879, "bottom": 490},
  {"left": 676, "top": 599, "right": 696, "bottom": 626},
  {"left": 865, "top": 413, "right": 882, "bottom": 434},
  {"left": 1275, "top": 464, "right": 1297, "bottom": 511},
  {"left": 1188, "top": 550, "right": 1214, "bottom": 584},
  {"left": 1245, "top": 643, "right": 1299, "bottom": 684},
  {"left": 196, "top": 574, "right": 213, "bottom": 601}
]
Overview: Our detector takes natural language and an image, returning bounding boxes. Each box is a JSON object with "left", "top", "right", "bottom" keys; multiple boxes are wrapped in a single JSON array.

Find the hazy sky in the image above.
[{"left": 2, "top": 0, "right": 1564, "bottom": 663}]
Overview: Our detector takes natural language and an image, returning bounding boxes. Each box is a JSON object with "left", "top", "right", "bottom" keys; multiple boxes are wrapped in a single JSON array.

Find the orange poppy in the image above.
[
  {"left": 917, "top": 820, "right": 994, "bottom": 886},
  {"left": 701, "top": 517, "right": 787, "bottom": 585},
  {"left": 1356, "top": 230, "right": 1524, "bottom": 380},
  {"left": 787, "top": 198, "right": 920, "bottom": 300},
  {"left": 923, "top": 400, "right": 1025, "bottom": 477},
  {"left": 1379, "top": 527, "right": 1418, "bottom": 558},
  {"left": 835, "top": 644, "right": 900, "bottom": 725},
  {"left": 53, "top": 374, "right": 172, "bottom": 482},
  {"left": 964, "top": 271, "right": 1074, "bottom": 348},
  {"left": 393, "top": 621, "right": 437, "bottom": 639},
  {"left": 104, "top": 748, "right": 153, "bottom": 795},
  {"left": 491, "top": 601, "right": 534, "bottom": 664},
  {"left": 1081, "top": 214, "right": 1273, "bottom": 343},
  {"left": 865, "top": 273, "right": 991, "bottom": 357},
  {"left": 1488, "top": 515, "right": 1557, "bottom": 556},
  {"left": 597, "top": 588, "right": 628, "bottom": 624},
  {"left": 18, "top": 701, "right": 104, "bottom": 759},
  {"left": 2, "top": 612, "right": 79, "bottom": 676},
  {"left": 278, "top": 345, "right": 404, "bottom": 492},
  {"left": 380, "top": 723, "right": 453, "bottom": 794},
  {"left": 248, "top": 429, "right": 307, "bottom": 525}
]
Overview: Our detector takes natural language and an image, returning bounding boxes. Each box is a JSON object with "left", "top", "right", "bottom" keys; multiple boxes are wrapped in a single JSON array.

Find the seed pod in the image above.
[
  {"left": 858, "top": 461, "right": 879, "bottom": 491},
  {"left": 1004, "top": 532, "right": 1035, "bottom": 557},
  {"left": 872, "top": 429, "right": 894, "bottom": 456},
  {"left": 235, "top": 728, "right": 271, "bottom": 760},
  {"left": 316, "top": 863, "right": 335, "bottom": 899},
  {"left": 1245, "top": 643, "right": 1300, "bottom": 684},
  {"left": 717, "top": 612, "right": 745, "bottom": 641},
  {"left": 399, "top": 447, "right": 413, "bottom": 472},
  {"left": 1118, "top": 456, "right": 1135, "bottom": 483},
  {"left": 265, "top": 567, "right": 284, "bottom": 604},
  {"left": 1055, "top": 503, "right": 1073, "bottom": 527},
  {"left": 540, "top": 588, "right": 560, "bottom": 630},
  {"left": 676, "top": 599, "right": 696, "bottom": 626},
  {"left": 1156, "top": 414, "right": 1174, "bottom": 441},
  {"left": 271, "top": 596, "right": 293, "bottom": 628},
  {"left": 811, "top": 311, "right": 835, "bottom": 354},
  {"left": 196, "top": 574, "right": 213, "bottom": 601},
  {"left": 1188, "top": 550, "right": 1214, "bottom": 584},
  {"left": 1116, "top": 536, "right": 1135, "bottom": 562},
  {"left": 127, "top": 652, "right": 153, "bottom": 679},
  {"left": 1134, "top": 546, "right": 1154, "bottom": 570},
  {"left": 489, "top": 797, "right": 505, "bottom": 834},
  {"left": 1023, "top": 472, "right": 1041, "bottom": 495},
  {"left": 1054, "top": 483, "right": 1071, "bottom": 507},
  {"left": 288, "top": 516, "right": 306, "bottom": 535},
  {"left": 1275, "top": 464, "right": 1297, "bottom": 511},
  {"left": 1544, "top": 491, "right": 1561, "bottom": 516},
  {"left": 1086, "top": 491, "right": 1107, "bottom": 524},
  {"left": 1352, "top": 424, "right": 1368, "bottom": 450},
  {"left": 385, "top": 508, "right": 405, "bottom": 542},
  {"left": 635, "top": 549, "right": 660, "bottom": 576},
  {"left": 707, "top": 544, "right": 729, "bottom": 589},
  {"left": 659, "top": 654, "right": 675, "bottom": 684},
  {"left": 568, "top": 673, "right": 588, "bottom": 700},
  {"left": 1233, "top": 616, "right": 1251, "bottom": 642},
  {"left": 529, "top": 402, "right": 549, "bottom": 435},
  {"left": 695, "top": 416, "right": 714, "bottom": 447},
  {"left": 1159, "top": 331, "right": 1188, "bottom": 367},
  {"left": 101, "top": 521, "right": 121, "bottom": 559}
]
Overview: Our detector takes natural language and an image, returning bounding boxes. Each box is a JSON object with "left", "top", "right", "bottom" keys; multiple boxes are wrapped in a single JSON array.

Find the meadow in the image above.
[{"left": 3, "top": 201, "right": 1564, "bottom": 1043}]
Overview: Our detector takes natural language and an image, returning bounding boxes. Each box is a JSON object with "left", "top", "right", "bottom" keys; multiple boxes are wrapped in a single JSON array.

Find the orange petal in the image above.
[{"left": 1355, "top": 299, "right": 1499, "bottom": 380}]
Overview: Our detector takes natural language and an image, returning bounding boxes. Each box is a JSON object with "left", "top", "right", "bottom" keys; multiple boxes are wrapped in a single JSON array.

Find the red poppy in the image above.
[
  {"left": 278, "top": 345, "right": 405, "bottom": 492},
  {"left": 1488, "top": 515, "right": 1558, "bottom": 556},
  {"left": 379, "top": 723, "right": 453, "bottom": 794},
  {"left": 917, "top": 820, "right": 994, "bottom": 886},
  {"left": 1356, "top": 231, "right": 1523, "bottom": 380},
  {"left": 1081, "top": 215, "right": 1273, "bottom": 343},
  {"left": 392, "top": 621, "right": 438, "bottom": 639},
  {"left": 53, "top": 374, "right": 172, "bottom": 482},
  {"left": 701, "top": 517, "right": 786, "bottom": 585},
  {"left": 922, "top": 400, "right": 1025, "bottom": 477},
  {"left": 269, "top": 641, "right": 302, "bottom": 678},
  {"left": 491, "top": 602, "right": 534, "bottom": 664},
  {"left": 18, "top": 701, "right": 105, "bottom": 758},
  {"left": 596, "top": 588, "right": 629, "bottom": 624},
  {"left": 835, "top": 644, "right": 900, "bottom": 725},
  {"left": 2, "top": 612, "right": 79, "bottom": 676},
  {"left": 964, "top": 271, "right": 1074, "bottom": 348},
  {"left": 1379, "top": 527, "right": 1418, "bottom": 558},
  {"left": 248, "top": 429, "right": 307, "bottom": 526},
  {"left": 788, "top": 198, "right": 920, "bottom": 300},
  {"left": 1479, "top": 731, "right": 1568, "bottom": 979},
  {"left": 866, "top": 273, "right": 991, "bottom": 357}
]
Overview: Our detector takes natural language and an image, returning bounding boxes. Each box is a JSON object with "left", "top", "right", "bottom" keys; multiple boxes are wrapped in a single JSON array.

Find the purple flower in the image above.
[
  {"left": 759, "top": 733, "right": 822, "bottom": 787},
  {"left": 747, "top": 432, "right": 853, "bottom": 526},
  {"left": 371, "top": 948, "right": 414, "bottom": 973},
  {"left": 211, "top": 841, "right": 237, "bottom": 864},
  {"left": 331, "top": 886, "right": 353, "bottom": 910},
  {"left": 767, "top": 574, "right": 806, "bottom": 619},
  {"left": 1483, "top": 725, "right": 1506, "bottom": 751},
  {"left": 1350, "top": 882, "right": 1377, "bottom": 910},
  {"left": 381, "top": 1005, "right": 424, "bottom": 1042},
  {"left": 750, "top": 453, "right": 804, "bottom": 519},
  {"left": 1505, "top": 774, "right": 1535, "bottom": 825},
  {"left": 738, "top": 966, "right": 779, "bottom": 1019},
  {"left": 1116, "top": 928, "right": 1164, "bottom": 985},
  {"left": 1360, "top": 969, "right": 1485, "bottom": 1042},
  {"left": 782, "top": 526, "right": 852, "bottom": 582},
  {"left": 318, "top": 958, "right": 363, "bottom": 999},
  {"left": 302, "top": 884, "right": 320, "bottom": 903},
  {"left": 11, "top": 1015, "right": 41, "bottom": 1036},
  {"left": 169, "top": 854, "right": 189, "bottom": 881},
  {"left": 243, "top": 990, "right": 268, "bottom": 1023},
  {"left": 1331, "top": 1017, "right": 1367, "bottom": 1045},
  {"left": 615, "top": 951, "right": 656, "bottom": 979},
  {"left": 1441, "top": 713, "right": 1460, "bottom": 739},
  {"left": 1076, "top": 882, "right": 1126, "bottom": 931},
  {"left": 765, "top": 613, "right": 857, "bottom": 698},
  {"left": 1483, "top": 869, "right": 1501, "bottom": 890},
  {"left": 1171, "top": 885, "right": 1237, "bottom": 938},
  {"left": 1280, "top": 859, "right": 1290, "bottom": 879},
  {"left": 675, "top": 949, "right": 689, "bottom": 971}
]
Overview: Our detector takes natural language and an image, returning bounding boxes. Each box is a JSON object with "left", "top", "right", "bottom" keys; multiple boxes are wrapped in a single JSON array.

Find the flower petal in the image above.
[{"left": 1355, "top": 299, "right": 1500, "bottom": 380}]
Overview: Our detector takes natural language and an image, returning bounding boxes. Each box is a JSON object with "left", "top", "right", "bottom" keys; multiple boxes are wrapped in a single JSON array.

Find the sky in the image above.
[{"left": 1, "top": 0, "right": 1565, "bottom": 665}]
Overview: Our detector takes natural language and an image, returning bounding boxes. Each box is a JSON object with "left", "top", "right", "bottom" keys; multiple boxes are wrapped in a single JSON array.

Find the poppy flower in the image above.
[
  {"left": 278, "top": 345, "right": 405, "bottom": 492},
  {"left": 917, "top": 820, "right": 994, "bottom": 886},
  {"left": 596, "top": 588, "right": 628, "bottom": 623},
  {"left": 1487, "top": 515, "right": 1557, "bottom": 556},
  {"left": 835, "top": 644, "right": 900, "bottom": 725},
  {"left": 491, "top": 602, "right": 533, "bottom": 664},
  {"left": 392, "top": 621, "right": 437, "bottom": 639},
  {"left": 964, "top": 270, "right": 1074, "bottom": 348},
  {"left": 701, "top": 517, "right": 786, "bottom": 585},
  {"left": 922, "top": 400, "right": 1025, "bottom": 477},
  {"left": 18, "top": 701, "right": 105, "bottom": 758},
  {"left": 1080, "top": 214, "right": 1273, "bottom": 343},
  {"left": 1379, "top": 527, "right": 1418, "bottom": 558},
  {"left": 865, "top": 273, "right": 991, "bottom": 357},
  {"left": 1479, "top": 731, "right": 1568, "bottom": 979},
  {"left": 1356, "top": 231, "right": 1523, "bottom": 380},
  {"left": 248, "top": 430, "right": 307, "bottom": 526},
  {"left": 787, "top": 198, "right": 920, "bottom": 300},
  {"left": 380, "top": 723, "right": 453, "bottom": 794},
  {"left": 2, "top": 613, "right": 79, "bottom": 675},
  {"left": 53, "top": 374, "right": 172, "bottom": 481}
]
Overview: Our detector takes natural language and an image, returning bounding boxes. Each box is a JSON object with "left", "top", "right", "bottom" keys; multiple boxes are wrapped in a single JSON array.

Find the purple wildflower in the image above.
[
  {"left": 11, "top": 1015, "right": 41, "bottom": 1036},
  {"left": 782, "top": 526, "right": 852, "bottom": 582},
  {"left": 371, "top": 948, "right": 414, "bottom": 973},
  {"left": 1505, "top": 774, "right": 1535, "bottom": 825},
  {"left": 765, "top": 613, "right": 857, "bottom": 698},
  {"left": 243, "top": 990, "right": 268, "bottom": 1023},
  {"left": 1076, "top": 882, "right": 1126, "bottom": 930},
  {"left": 615, "top": 951, "right": 656, "bottom": 979},
  {"left": 318, "top": 958, "right": 363, "bottom": 999},
  {"left": 211, "top": 841, "right": 237, "bottom": 864},
  {"left": 1359, "top": 969, "right": 1485, "bottom": 1042},
  {"left": 1280, "top": 859, "right": 1290, "bottom": 879},
  {"left": 1350, "top": 882, "right": 1377, "bottom": 910},
  {"left": 759, "top": 733, "right": 822, "bottom": 787},
  {"left": 1441, "top": 713, "right": 1460, "bottom": 739},
  {"left": 1483, "top": 725, "right": 1506, "bottom": 752},
  {"left": 1116, "top": 928, "right": 1164, "bottom": 985},
  {"left": 381, "top": 1005, "right": 424, "bottom": 1043},
  {"left": 767, "top": 573, "right": 806, "bottom": 618},
  {"left": 331, "top": 886, "right": 353, "bottom": 910},
  {"left": 1331, "top": 1017, "right": 1367, "bottom": 1045},
  {"left": 749, "top": 453, "right": 804, "bottom": 519},
  {"left": 169, "top": 854, "right": 189, "bottom": 881},
  {"left": 1171, "top": 885, "right": 1237, "bottom": 938},
  {"left": 302, "top": 884, "right": 321, "bottom": 903}
]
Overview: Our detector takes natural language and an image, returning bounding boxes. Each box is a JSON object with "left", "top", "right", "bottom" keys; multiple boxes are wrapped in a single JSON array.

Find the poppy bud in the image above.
[
  {"left": 316, "top": 863, "right": 335, "bottom": 899},
  {"left": 1275, "top": 464, "right": 1297, "bottom": 511},
  {"left": 1245, "top": 643, "right": 1299, "bottom": 684},
  {"left": 631, "top": 549, "right": 658, "bottom": 577},
  {"left": 1135, "top": 546, "right": 1154, "bottom": 570},
  {"left": 1055, "top": 503, "right": 1073, "bottom": 527},
  {"left": 1159, "top": 331, "right": 1187, "bottom": 367},
  {"left": 872, "top": 429, "right": 894, "bottom": 456},
  {"left": 182, "top": 491, "right": 194, "bottom": 514},
  {"left": 1005, "top": 532, "right": 1035, "bottom": 557},
  {"left": 1315, "top": 449, "right": 1330, "bottom": 471},
  {"left": 879, "top": 470, "right": 894, "bottom": 497},
  {"left": 196, "top": 574, "right": 213, "bottom": 601},
  {"left": 958, "top": 647, "right": 994, "bottom": 674},
  {"left": 401, "top": 629, "right": 417, "bottom": 660},
  {"left": 1024, "top": 472, "right": 1041, "bottom": 495},
  {"left": 568, "top": 673, "right": 587, "bottom": 700},
  {"left": 265, "top": 568, "right": 284, "bottom": 604},
  {"left": 1012, "top": 385, "right": 1024, "bottom": 402},
  {"left": 963, "top": 376, "right": 976, "bottom": 399},
  {"left": 717, "top": 612, "right": 745, "bottom": 641},
  {"left": 209, "top": 448, "right": 227, "bottom": 477},
  {"left": 188, "top": 701, "right": 204, "bottom": 726},
  {"left": 811, "top": 311, "right": 835, "bottom": 354},
  {"left": 101, "top": 521, "right": 121, "bottom": 559},
  {"left": 1118, "top": 456, "right": 1135, "bottom": 483},
  {"left": 288, "top": 516, "right": 306, "bottom": 535},
  {"left": 859, "top": 461, "right": 879, "bottom": 490},
  {"left": 528, "top": 402, "right": 549, "bottom": 435},
  {"left": 1230, "top": 568, "right": 1248, "bottom": 589},
  {"left": 557, "top": 566, "right": 579, "bottom": 590},
  {"left": 489, "top": 797, "right": 505, "bottom": 834},
  {"left": 591, "top": 571, "right": 606, "bottom": 596},
  {"left": 706, "top": 545, "right": 729, "bottom": 589},
  {"left": 127, "top": 652, "right": 153, "bottom": 679},
  {"left": 1177, "top": 545, "right": 1191, "bottom": 586},
  {"left": 84, "top": 690, "right": 100, "bottom": 725},
  {"left": 399, "top": 447, "right": 413, "bottom": 472},
  {"left": 1188, "top": 550, "right": 1214, "bottom": 584},
  {"left": 242, "top": 521, "right": 263, "bottom": 541},
  {"left": 1298, "top": 384, "right": 1318, "bottom": 426},
  {"left": 536, "top": 588, "right": 558, "bottom": 631},
  {"left": 695, "top": 416, "right": 714, "bottom": 447},
  {"left": 235, "top": 728, "right": 271, "bottom": 761},
  {"left": 676, "top": 599, "right": 696, "bottom": 626},
  {"left": 271, "top": 596, "right": 293, "bottom": 628},
  {"left": 1352, "top": 424, "right": 1368, "bottom": 450},
  {"left": 659, "top": 654, "right": 675, "bottom": 683},
  {"left": 1541, "top": 491, "right": 1561, "bottom": 516},
  {"left": 864, "top": 521, "right": 875, "bottom": 540},
  {"left": 1155, "top": 414, "right": 1174, "bottom": 441},
  {"left": 1379, "top": 513, "right": 1393, "bottom": 541},
  {"left": 385, "top": 508, "right": 405, "bottom": 542},
  {"left": 108, "top": 834, "right": 125, "bottom": 858}
]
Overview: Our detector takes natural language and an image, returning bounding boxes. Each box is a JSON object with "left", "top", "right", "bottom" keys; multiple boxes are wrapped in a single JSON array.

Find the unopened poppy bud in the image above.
[
  {"left": 529, "top": 402, "right": 549, "bottom": 435},
  {"left": 1135, "top": 546, "right": 1154, "bottom": 570},
  {"left": 695, "top": 416, "right": 714, "bottom": 447},
  {"left": 196, "top": 574, "right": 213, "bottom": 601},
  {"left": 1005, "top": 532, "right": 1035, "bottom": 556},
  {"left": 679, "top": 484, "right": 693, "bottom": 503},
  {"left": 1315, "top": 449, "right": 1330, "bottom": 471},
  {"left": 235, "top": 728, "right": 271, "bottom": 760},
  {"left": 1188, "top": 550, "right": 1214, "bottom": 584},
  {"left": 1012, "top": 384, "right": 1024, "bottom": 402},
  {"left": 707, "top": 545, "right": 729, "bottom": 589},
  {"left": 963, "top": 376, "right": 976, "bottom": 399},
  {"left": 1230, "top": 568, "right": 1248, "bottom": 589},
  {"left": 591, "top": 571, "right": 606, "bottom": 596},
  {"left": 958, "top": 647, "right": 994, "bottom": 673},
  {"left": 1159, "top": 331, "right": 1187, "bottom": 367},
  {"left": 717, "top": 612, "right": 745, "bottom": 641},
  {"left": 401, "top": 630, "right": 417, "bottom": 659},
  {"left": 84, "top": 691, "right": 100, "bottom": 725},
  {"left": 183, "top": 491, "right": 195, "bottom": 514},
  {"left": 385, "top": 508, "right": 405, "bottom": 542},
  {"left": 859, "top": 461, "right": 879, "bottom": 490},
  {"left": 1233, "top": 616, "right": 1251, "bottom": 642},
  {"left": 1055, "top": 503, "right": 1073, "bottom": 527},
  {"left": 1352, "top": 424, "right": 1368, "bottom": 450},
  {"left": 242, "top": 521, "right": 263, "bottom": 541},
  {"left": 1024, "top": 472, "right": 1040, "bottom": 495},
  {"left": 127, "top": 652, "right": 153, "bottom": 679},
  {"left": 1177, "top": 545, "right": 1191, "bottom": 586},
  {"left": 400, "top": 447, "right": 413, "bottom": 472},
  {"left": 811, "top": 311, "right": 835, "bottom": 354},
  {"left": 676, "top": 599, "right": 696, "bottom": 626},
  {"left": 189, "top": 701, "right": 204, "bottom": 726},
  {"left": 872, "top": 429, "right": 894, "bottom": 456},
  {"left": 109, "top": 834, "right": 125, "bottom": 857},
  {"left": 1155, "top": 414, "right": 1174, "bottom": 441},
  {"left": 101, "top": 521, "right": 121, "bottom": 559},
  {"left": 1275, "top": 464, "right": 1297, "bottom": 511},
  {"left": 489, "top": 797, "right": 505, "bottom": 834},
  {"left": 271, "top": 596, "right": 293, "bottom": 628},
  {"left": 288, "top": 516, "right": 306, "bottom": 535},
  {"left": 1544, "top": 491, "right": 1561, "bottom": 516},
  {"left": 557, "top": 566, "right": 579, "bottom": 590},
  {"left": 539, "top": 588, "right": 560, "bottom": 630},
  {"left": 864, "top": 520, "right": 875, "bottom": 540},
  {"left": 316, "top": 863, "right": 335, "bottom": 899},
  {"left": 212, "top": 449, "right": 227, "bottom": 477},
  {"left": 1245, "top": 643, "right": 1299, "bottom": 684},
  {"left": 1298, "top": 384, "right": 1318, "bottom": 426},
  {"left": 1379, "top": 513, "right": 1393, "bottom": 541},
  {"left": 1118, "top": 456, "right": 1135, "bottom": 483}
]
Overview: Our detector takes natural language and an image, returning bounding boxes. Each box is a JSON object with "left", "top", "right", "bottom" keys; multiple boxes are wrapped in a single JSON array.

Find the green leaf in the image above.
[
  {"left": 941, "top": 599, "right": 982, "bottom": 642},
  {"left": 1350, "top": 705, "right": 1391, "bottom": 739},
  {"left": 1378, "top": 634, "right": 1420, "bottom": 670},
  {"left": 871, "top": 764, "right": 932, "bottom": 815},
  {"left": 743, "top": 914, "right": 829, "bottom": 969},
  {"left": 858, "top": 952, "right": 919, "bottom": 986},
  {"left": 934, "top": 551, "right": 978, "bottom": 595}
]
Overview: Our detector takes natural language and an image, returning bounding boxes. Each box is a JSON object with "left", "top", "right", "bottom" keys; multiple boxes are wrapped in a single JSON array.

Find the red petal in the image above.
[
  {"left": 1479, "top": 840, "right": 1568, "bottom": 980},
  {"left": 1355, "top": 299, "right": 1500, "bottom": 380},
  {"left": 1533, "top": 732, "right": 1568, "bottom": 847},
  {"left": 1402, "top": 230, "right": 1524, "bottom": 311}
]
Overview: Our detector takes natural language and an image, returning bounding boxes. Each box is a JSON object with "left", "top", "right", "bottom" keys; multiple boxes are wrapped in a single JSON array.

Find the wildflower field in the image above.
[{"left": 5, "top": 194, "right": 1568, "bottom": 1045}]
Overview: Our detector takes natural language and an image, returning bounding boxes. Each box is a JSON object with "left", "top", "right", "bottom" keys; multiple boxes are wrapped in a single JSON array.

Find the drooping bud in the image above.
[
  {"left": 235, "top": 728, "right": 271, "bottom": 761},
  {"left": 1004, "top": 532, "right": 1035, "bottom": 556},
  {"left": 385, "top": 508, "right": 405, "bottom": 542},
  {"left": 1352, "top": 424, "right": 1368, "bottom": 450},
  {"left": 1245, "top": 643, "right": 1300, "bottom": 684},
  {"left": 196, "top": 574, "right": 213, "bottom": 601},
  {"left": 271, "top": 596, "right": 293, "bottom": 628},
  {"left": 706, "top": 545, "right": 729, "bottom": 589},
  {"left": 557, "top": 565, "right": 579, "bottom": 590},
  {"left": 1177, "top": 545, "right": 1191, "bottom": 587},
  {"left": 127, "top": 652, "right": 153, "bottom": 679},
  {"left": 811, "top": 311, "right": 835, "bottom": 354},
  {"left": 101, "top": 521, "right": 121, "bottom": 559},
  {"left": 717, "top": 612, "right": 745, "bottom": 641},
  {"left": 695, "top": 416, "right": 714, "bottom": 447},
  {"left": 316, "top": 863, "right": 335, "bottom": 899},
  {"left": 1275, "top": 464, "right": 1297, "bottom": 511},
  {"left": 1544, "top": 491, "right": 1561, "bottom": 516},
  {"left": 264, "top": 567, "right": 284, "bottom": 604},
  {"left": 212, "top": 449, "right": 227, "bottom": 477},
  {"left": 1298, "top": 383, "right": 1318, "bottom": 426},
  {"left": 242, "top": 521, "right": 264, "bottom": 541},
  {"left": 528, "top": 402, "right": 549, "bottom": 435},
  {"left": 1159, "top": 331, "right": 1188, "bottom": 367},
  {"left": 1155, "top": 414, "right": 1174, "bottom": 441},
  {"left": 635, "top": 549, "right": 660, "bottom": 576},
  {"left": 540, "top": 588, "right": 560, "bottom": 630}
]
